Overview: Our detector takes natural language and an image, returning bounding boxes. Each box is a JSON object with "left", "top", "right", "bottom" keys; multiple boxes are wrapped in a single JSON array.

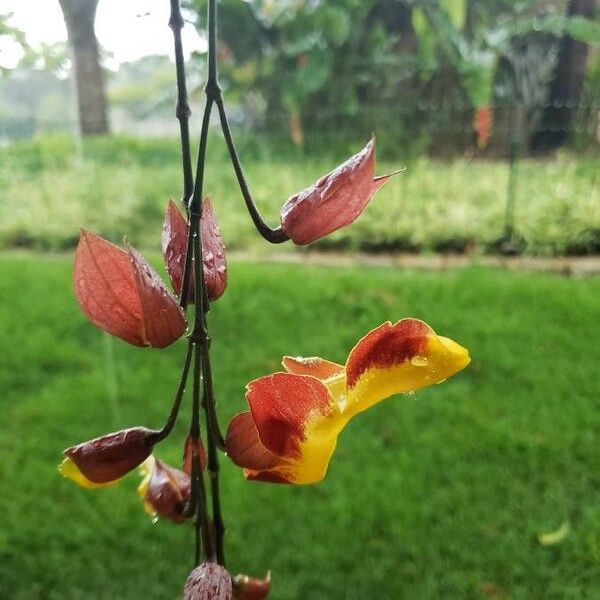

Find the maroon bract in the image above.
[
  {"left": 138, "top": 457, "right": 191, "bottom": 524},
  {"left": 232, "top": 572, "right": 271, "bottom": 600},
  {"left": 60, "top": 427, "right": 160, "bottom": 486},
  {"left": 184, "top": 563, "right": 233, "bottom": 600},
  {"left": 280, "top": 137, "right": 395, "bottom": 245},
  {"left": 183, "top": 434, "right": 208, "bottom": 474},
  {"left": 162, "top": 199, "right": 227, "bottom": 301},
  {"left": 73, "top": 230, "right": 186, "bottom": 348}
]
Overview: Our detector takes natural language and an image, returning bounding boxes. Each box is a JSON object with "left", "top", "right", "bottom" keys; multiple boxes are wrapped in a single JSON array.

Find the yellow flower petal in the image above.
[
  {"left": 58, "top": 457, "right": 120, "bottom": 489},
  {"left": 344, "top": 319, "right": 470, "bottom": 416}
]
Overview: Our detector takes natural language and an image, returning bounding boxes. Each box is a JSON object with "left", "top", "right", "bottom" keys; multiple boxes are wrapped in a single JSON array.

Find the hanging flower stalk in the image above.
[{"left": 58, "top": 1, "right": 471, "bottom": 597}]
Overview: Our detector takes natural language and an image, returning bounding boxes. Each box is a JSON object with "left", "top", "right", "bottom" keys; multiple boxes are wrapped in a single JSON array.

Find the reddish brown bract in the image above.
[
  {"left": 73, "top": 230, "right": 186, "bottom": 348},
  {"left": 141, "top": 459, "right": 191, "bottom": 524},
  {"left": 232, "top": 572, "right": 271, "bottom": 600},
  {"left": 63, "top": 427, "right": 160, "bottom": 484},
  {"left": 183, "top": 434, "right": 208, "bottom": 474},
  {"left": 280, "top": 137, "right": 394, "bottom": 245},
  {"left": 162, "top": 199, "right": 227, "bottom": 301},
  {"left": 184, "top": 563, "right": 233, "bottom": 600}
]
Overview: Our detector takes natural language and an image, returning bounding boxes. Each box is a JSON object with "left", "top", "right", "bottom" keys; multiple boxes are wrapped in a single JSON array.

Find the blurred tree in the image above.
[
  {"left": 0, "top": 12, "right": 28, "bottom": 74},
  {"left": 187, "top": 0, "right": 598, "bottom": 153},
  {"left": 189, "top": 0, "right": 414, "bottom": 144},
  {"left": 58, "top": 0, "right": 109, "bottom": 135},
  {"left": 532, "top": 0, "right": 598, "bottom": 151}
]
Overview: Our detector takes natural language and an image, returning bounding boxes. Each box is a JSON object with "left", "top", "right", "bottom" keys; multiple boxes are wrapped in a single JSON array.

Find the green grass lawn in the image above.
[
  {"left": 0, "top": 255, "right": 599, "bottom": 599},
  {"left": 1, "top": 135, "right": 599, "bottom": 255}
]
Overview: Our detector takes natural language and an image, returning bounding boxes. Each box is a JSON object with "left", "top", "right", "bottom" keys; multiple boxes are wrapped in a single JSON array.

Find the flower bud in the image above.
[
  {"left": 59, "top": 427, "right": 160, "bottom": 488},
  {"left": 162, "top": 199, "right": 227, "bottom": 302},
  {"left": 137, "top": 456, "right": 191, "bottom": 524},
  {"left": 73, "top": 230, "right": 186, "bottom": 348},
  {"left": 184, "top": 562, "right": 232, "bottom": 600},
  {"left": 280, "top": 137, "right": 396, "bottom": 245},
  {"left": 232, "top": 572, "right": 271, "bottom": 600}
]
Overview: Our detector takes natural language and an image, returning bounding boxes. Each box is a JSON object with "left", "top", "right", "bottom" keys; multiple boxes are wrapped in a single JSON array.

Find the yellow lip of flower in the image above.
[
  {"left": 58, "top": 457, "right": 121, "bottom": 490},
  {"left": 226, "top": 318, "right": 471, "bottom": 485}
]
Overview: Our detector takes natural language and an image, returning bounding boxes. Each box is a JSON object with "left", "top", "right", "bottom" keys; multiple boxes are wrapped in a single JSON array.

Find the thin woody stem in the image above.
[
  {"left": 157, "top": 339, "right": 193, "bottom": 440},
  {"left": 169, "top": 0, "right": 194, "bottom": 210},
  {"left": 179, "top": 96, "right": 213, "bottom": 311},
  {"left": 203, "top": 360, "right": 225, "bottom": 564},
  {"left": 215, "top": 96, "right": 289, "bottom": 244},
  {"left": 190, "top": 342, "right": 213, "bottom": 564}
]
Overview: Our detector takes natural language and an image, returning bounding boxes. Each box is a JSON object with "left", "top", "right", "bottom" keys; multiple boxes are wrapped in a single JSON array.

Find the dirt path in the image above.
[{"left": 230, "top": 251, "right": 600, "bottom": 276}]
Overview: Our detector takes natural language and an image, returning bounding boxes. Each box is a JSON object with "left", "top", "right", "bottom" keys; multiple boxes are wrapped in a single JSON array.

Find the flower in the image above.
[
  {"left": 137, "top": 456, "right": 191, "bottom": 524},
  {"left": 59, "top": 427, "right": 161, "bottom": 488},
  {"left": 226, "top": 319, "right": 470, "bottom": 484},
  {"left": 279, "top": 137, "right": 397, "bottom": 245},
  {"left": 73, "top": 230, "right": 186, "bottom": 348},
  {"left": 162, "top": 198, "right": 227, "bottom": 301},
  {"left": 184, "top": 563, "right": 233, "bottom": 600}
]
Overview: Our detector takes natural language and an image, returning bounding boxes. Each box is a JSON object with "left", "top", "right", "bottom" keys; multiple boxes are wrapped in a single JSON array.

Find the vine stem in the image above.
[
  {"left": 215, "top": 97, "right": 289, "bottom": 244},
  {"left": 169, "top": 0, "right": 194, "bottom": 211},
  {"left": 168, "top": 0, "right": 293, "bottom": 569}
]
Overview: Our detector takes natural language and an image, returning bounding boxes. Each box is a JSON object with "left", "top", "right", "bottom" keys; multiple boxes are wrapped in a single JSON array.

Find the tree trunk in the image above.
[
  {"left": 531, "top": 0, "right": 596, "bottom": 153},
  {"left": 58, "top": 0, "right": 109, "bottom": 135}
]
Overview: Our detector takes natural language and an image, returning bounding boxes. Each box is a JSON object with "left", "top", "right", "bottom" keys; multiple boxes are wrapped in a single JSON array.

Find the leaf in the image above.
[
  {"left": 73, "top": 230, "right": 186, "bottom": 348},
  {"left": 280, "top": 137, "right": 397, "bottom": 245},
  {"left": 161, "top": 199, "right": 227, "bottom": 301},
  {"left": 538, "top": 522, "right": 570, "bottom": 546},
  {"left": 441, "top": 0, "right": 466, "bottom": 30},
  {"left": 184, "top": 563, "right": 233, "bottom": 600}
]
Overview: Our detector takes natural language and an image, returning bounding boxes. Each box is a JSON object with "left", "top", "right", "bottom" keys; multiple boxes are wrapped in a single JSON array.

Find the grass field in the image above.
[
  {"left": 0, "top": 135, "right": 599, "bottom": 256},
  {"left": 0, "top": 255, "right": 599, "bottom": 599}
]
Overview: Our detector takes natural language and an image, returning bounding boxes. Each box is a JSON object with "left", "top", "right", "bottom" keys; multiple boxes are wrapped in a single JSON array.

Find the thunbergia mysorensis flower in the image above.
[
  {"left": 226, "top": 319, "right": 470, "bottom": 484},
  {"left": 73, "top": 230, "right": 186, "bottom": 348},
  {"left": 184, "top": 563, "right": 233, "bottom": 600},
  {"left": 162, "top": 198, "right": 228, "bottom": 301},
  {"left": 137, "top": 456, "right": 191, "bottom": 524},
  {"left": 59, "top": 427, "right": 161, "bottom": 488},
  {"left": 279, "top": 137, "right": 396, "bottom": 245}
]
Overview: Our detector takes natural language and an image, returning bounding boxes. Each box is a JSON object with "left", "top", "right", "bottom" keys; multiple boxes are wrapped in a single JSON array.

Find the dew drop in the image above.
[{"left": 411, "top": 355, "right": 429, "bottom": 367}]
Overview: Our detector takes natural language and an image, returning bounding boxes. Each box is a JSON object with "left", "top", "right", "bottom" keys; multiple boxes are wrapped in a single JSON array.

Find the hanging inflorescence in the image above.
[{"left": 59, "top": 1, "right": 471, "bottom": 598}]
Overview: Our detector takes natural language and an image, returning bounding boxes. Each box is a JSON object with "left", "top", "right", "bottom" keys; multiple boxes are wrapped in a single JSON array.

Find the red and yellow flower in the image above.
[{"left": 226, "top": 319, "right": 470, "bottom": 484}]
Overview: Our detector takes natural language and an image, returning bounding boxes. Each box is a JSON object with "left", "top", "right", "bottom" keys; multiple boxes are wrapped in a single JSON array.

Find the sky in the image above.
[{"left": 0, "top": 0, "right": 206, "bottom": 70}]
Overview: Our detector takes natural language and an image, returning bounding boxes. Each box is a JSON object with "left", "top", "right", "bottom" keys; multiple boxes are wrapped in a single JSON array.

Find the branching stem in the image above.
[{"left": 167, "top": 0, "right": 293, "bottom": 569}]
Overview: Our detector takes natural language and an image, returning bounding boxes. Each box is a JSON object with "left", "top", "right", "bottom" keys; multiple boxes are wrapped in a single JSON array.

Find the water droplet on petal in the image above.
[{"left": 411, "top": 355, "right": 429, "bottom": 367}]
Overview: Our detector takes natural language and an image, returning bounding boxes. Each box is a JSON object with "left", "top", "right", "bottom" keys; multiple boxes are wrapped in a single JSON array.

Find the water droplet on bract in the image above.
[
  {"left": 411, "top": 355, "right": 428, "bottom": 367},
  {"left": 151, "top": 516, "right": 159, "bottom": 525}
]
